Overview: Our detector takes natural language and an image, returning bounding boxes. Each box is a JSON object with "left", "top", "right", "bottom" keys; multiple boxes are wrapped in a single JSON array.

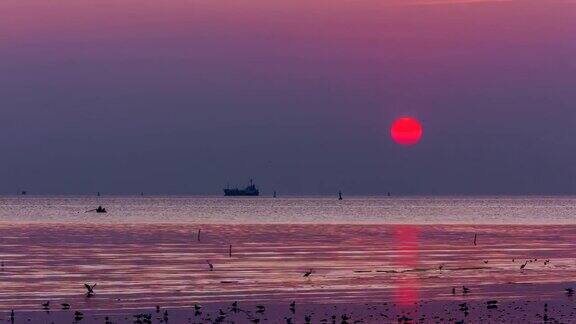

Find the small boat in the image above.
[{"left": 86, "top": 206, "right": 107, "bottom": 213}]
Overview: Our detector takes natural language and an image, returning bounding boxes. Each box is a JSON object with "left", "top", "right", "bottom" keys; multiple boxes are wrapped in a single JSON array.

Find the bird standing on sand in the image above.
[
  {"left": 338, "top": 191, "right": 343, "bottom": 200},
  {"left": 74, "top": 311, "right": 84, "bottom": 321},
  {"left": 84, "top": 283, "right": 97, "bottom": 297},
  {"left": 290, "top": 301, "right": 296, "bottom": 313},
  {"left": 207, "top": 260, "right": 214, "bottom": 271},
  {"left": 303, "top": 269, "right": 313, "bottom": 278},
  {"left": 462, "top": 286, "right": 471, "bottom": 294}
]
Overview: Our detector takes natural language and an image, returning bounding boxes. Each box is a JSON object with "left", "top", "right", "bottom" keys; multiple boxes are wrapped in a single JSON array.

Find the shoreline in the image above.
[{"left": 0, "top": 223, "right": 574, "bottom": 322}]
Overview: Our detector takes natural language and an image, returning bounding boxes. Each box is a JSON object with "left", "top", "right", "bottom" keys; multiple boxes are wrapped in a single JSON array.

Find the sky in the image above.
[{"left": 0, "top": 0, "right": 575, "bottom": 195}]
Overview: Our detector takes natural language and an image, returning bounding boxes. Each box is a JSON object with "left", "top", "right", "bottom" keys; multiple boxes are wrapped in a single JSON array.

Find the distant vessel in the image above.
[
  {"left": 224, "top": 180, "right": 260, "bottom": 196},
  {"left": 85, "top": 206, "right": 107, "bottom": 213}
]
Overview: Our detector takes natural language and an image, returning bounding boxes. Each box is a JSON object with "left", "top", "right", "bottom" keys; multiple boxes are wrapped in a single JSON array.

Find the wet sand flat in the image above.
[{"left": 0, "top": 223, "right": 575, "bottom": 322}]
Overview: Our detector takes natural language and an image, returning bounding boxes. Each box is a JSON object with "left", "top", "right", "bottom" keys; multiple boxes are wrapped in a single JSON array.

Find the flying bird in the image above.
[{"left": 84, "top": 283, "right": 97, "bottom": 297}]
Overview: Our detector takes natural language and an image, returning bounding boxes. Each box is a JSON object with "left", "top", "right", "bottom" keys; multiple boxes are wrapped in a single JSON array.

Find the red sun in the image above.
[{"left": 391, "top": 117, "right": 423, "bottom": 146}]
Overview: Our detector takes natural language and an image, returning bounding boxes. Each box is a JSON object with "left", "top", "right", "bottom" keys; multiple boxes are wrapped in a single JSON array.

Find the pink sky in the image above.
[{"left": 0, "top": 0, "right": 575, "bottom": 194}]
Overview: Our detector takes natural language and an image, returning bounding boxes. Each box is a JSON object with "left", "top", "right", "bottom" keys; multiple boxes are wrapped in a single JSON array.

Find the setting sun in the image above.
[{"left": 391, "top": 117, "right": 423, "bottom": 146}]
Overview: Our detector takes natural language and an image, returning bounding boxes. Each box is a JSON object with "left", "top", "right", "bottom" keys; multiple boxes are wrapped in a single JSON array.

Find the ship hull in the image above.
[{"left": 224, "top": 189, "right": 259, "bottom": 196}]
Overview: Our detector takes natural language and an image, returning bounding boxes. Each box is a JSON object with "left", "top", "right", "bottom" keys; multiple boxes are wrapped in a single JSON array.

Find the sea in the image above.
[{"left": 0, "top": 195, "right": 575, "bottom": 224}]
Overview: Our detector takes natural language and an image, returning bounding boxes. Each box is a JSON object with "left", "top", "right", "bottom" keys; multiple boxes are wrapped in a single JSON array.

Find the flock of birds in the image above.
[
  {"left": 15, "top": 296, "right": 576, "bottom": 324},
  {"left": 3, "top": 231, "right": 575, "bottom": 323}
]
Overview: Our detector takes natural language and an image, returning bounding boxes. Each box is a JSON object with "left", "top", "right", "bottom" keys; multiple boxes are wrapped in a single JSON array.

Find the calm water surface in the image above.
[{"left": 0, "top": 196, "right": 575, "bottom": 224}]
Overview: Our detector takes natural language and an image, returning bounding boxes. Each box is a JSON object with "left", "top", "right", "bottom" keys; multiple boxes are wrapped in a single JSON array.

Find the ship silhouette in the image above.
[{"left": 224, "top": 179, "right": 260, "bottom": 196}]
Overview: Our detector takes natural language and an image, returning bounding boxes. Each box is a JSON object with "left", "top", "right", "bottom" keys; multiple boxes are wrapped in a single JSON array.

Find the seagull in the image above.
[
  {"left": 74, "top": 311, "right": 84, "bottom": 321},
  {"left": 207, "top": 260, "right": 214, "bottom": 271},
  {"left": 256, "top": 305, "right": 265, "bottom": 314},
  {"left": 303, "top": 269, "right": 313, "bottom": 278},
  {"left": 566, "top": 288, "right": 574, "bottom": 296},
  {"left": 231, "top": 301, "right": 239, "bottom": 313},
  {"left": 462, "top": 286, "right": 471, "bottom": 294},
  {"left": 84, "top": 283, "right": 97, "bottom": 297},
  {"left": 61, "top": 303, "right": 70, "bottom": 310},
  {"left": 41, "top": 301, "right": 50, "bottom": 309},
  {"left": 289, "top": 301, "right": 296, "bottom": 313}
]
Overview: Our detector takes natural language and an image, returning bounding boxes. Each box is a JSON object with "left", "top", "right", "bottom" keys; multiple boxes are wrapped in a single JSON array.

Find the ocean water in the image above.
[{"left": 0, "top": 196, "right": 575, "bottom": 224}]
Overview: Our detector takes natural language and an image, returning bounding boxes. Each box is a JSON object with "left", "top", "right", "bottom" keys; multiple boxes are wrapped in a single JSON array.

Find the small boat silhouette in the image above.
[{"left": 86, "top": 206, "right": 107, "bottom": 213}]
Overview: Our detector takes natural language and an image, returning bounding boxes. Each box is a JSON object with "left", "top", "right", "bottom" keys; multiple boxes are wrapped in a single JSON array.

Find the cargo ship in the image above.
[{"left": 224, "top": 179, "right": 260, "bottom": 196}]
